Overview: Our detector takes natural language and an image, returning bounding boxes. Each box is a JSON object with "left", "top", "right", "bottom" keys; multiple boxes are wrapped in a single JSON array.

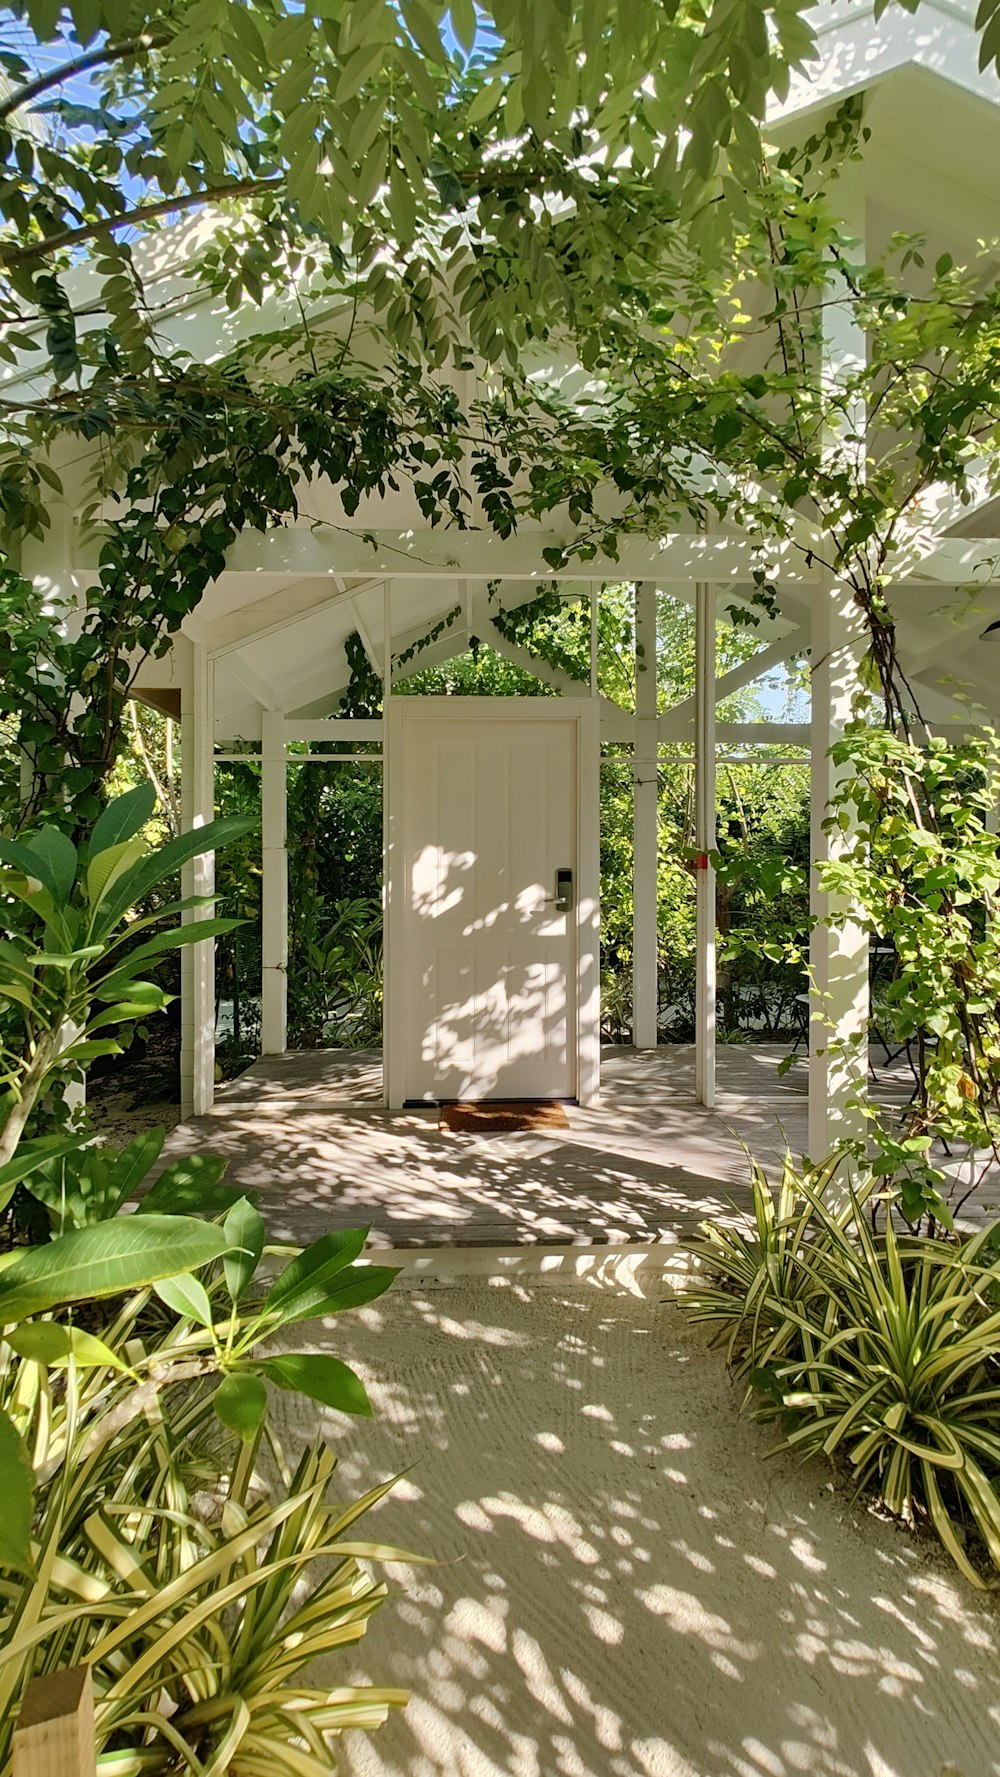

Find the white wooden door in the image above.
[{"left": 394, "top": 707, "right": 579, "bottom": 1102}]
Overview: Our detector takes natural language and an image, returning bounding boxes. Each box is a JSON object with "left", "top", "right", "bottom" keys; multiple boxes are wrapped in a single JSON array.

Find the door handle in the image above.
[{"left": 543, "top": 868, "right": 574, "bottom": 913}]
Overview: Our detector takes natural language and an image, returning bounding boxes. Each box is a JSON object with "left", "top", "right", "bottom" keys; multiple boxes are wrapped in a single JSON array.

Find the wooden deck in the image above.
[{"left": 152, "top": 1044, "right": 994, "bottom": 1250}]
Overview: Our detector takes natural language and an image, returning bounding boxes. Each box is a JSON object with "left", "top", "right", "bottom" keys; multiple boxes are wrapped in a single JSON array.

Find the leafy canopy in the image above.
[{"left": 1, "top": 0, "right": 995, "bottom": 392}]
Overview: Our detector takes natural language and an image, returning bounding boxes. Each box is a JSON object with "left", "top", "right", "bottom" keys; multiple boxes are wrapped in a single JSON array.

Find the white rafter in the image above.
[{"left": 222, "top": 526, "right": 822, "bottom": 585}]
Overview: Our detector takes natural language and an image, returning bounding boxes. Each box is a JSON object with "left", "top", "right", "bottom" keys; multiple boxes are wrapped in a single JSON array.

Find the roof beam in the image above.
[
  {"left": 205, "top": 573, "right": 381, "bottom": 657},
  {"left": 894, "top": 536, "right": 1000, "bottom": 584},
  {"left": 898, "top": 598, "right": 1000, "bottom": 679},
  {"left": 223, "top": 526, "right": 821, "bottom": 585},
  {"left": 279, "top": 607, "right": 477, "bottom": 716},
  {"left": 890, "top": 464, "right": 997, "bottom": 569},
  {"left": 217, "top": 653, "right": 283, "bottom": 711},
  {"left": 600, "top": 716, "right": 810, "bottom": 745},
  {"left": 714, "top": 721, "right": 809, "bottom": 746},
  {"left": 662, "top": 630, "right": 805, "bottom": 732},
  {"left": 481, "top": 611, "right": 625, "bottom": 720}
]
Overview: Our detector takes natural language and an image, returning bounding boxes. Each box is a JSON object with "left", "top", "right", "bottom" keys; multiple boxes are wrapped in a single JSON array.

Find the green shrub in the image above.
[
  {"left": 288, "top": 896, "right": 382, "bottom": 1051},
  {"left": 685, "top": 1160, "right": 1000, "bottom": 1587},
  {"left": 0, "top": 1208, "right": 409, "bottom": 1770},
  {"left": 0, "top": 783, "right": 252, "bottom": 1185},
  {"left": 0, "top": 1255, "right": 410, "bottom": 1773},
  {"left": 0, "top": 789, "right": 413, "bottom": 1769}
]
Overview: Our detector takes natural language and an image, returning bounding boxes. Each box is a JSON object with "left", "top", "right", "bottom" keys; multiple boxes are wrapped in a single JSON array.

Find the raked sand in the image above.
[{"left": 267, "top": 1278, "right": 1000, "bottom": 1777}]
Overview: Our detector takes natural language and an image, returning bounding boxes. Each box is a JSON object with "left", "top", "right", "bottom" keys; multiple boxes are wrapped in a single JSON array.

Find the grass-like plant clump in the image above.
[{"left": 685, "top": 1157, "right": 1000, "bottom": 1587}]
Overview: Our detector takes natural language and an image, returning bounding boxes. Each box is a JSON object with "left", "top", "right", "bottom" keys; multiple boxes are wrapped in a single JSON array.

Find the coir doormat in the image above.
[{"left": 439, "top": 1101, "right": 570, "bottom": 1134}]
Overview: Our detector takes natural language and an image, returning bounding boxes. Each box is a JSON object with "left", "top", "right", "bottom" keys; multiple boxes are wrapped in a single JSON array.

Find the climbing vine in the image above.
[{"left": 1, "top": 362, "right": 629, "bottom": 830}]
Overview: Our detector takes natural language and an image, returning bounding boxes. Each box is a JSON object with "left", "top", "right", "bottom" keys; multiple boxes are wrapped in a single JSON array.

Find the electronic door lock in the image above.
[{"left": 543, "top": 868, "right": 574, "bottom": 913}]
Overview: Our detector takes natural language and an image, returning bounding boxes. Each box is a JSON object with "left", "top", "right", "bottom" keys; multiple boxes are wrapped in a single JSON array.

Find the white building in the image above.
[{"left": 13, "top": 0, "right": 1000, "bottom": 1144}]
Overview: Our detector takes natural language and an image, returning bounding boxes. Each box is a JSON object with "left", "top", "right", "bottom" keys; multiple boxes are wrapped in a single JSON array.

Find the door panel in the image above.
[{"left": 401, "top": 713, "right": 577, "bottom": 1101}]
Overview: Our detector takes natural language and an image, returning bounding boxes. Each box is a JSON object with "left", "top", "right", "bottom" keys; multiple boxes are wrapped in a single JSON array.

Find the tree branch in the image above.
[
  {"left": 0, "top": 177, "right": 283, "bottom": 269},
  {"left": 0, "top": 32, "right": 173, "bottom": 124}
]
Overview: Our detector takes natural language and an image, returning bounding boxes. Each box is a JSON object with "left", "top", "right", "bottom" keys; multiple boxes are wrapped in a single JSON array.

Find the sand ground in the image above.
[{"left": 266, "top": 1277, "right": 1000, "bottom": 1777}]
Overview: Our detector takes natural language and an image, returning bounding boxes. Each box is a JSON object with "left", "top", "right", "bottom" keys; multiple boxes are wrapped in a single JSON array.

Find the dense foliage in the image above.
[
  {"left": 686, "top": 1158, "right": 1000, "bottom": 1588},
  {"left": 824, "top": 728, "right": 1000, "bottom": 1218},
  {"left": 0, "top": 0, "right": 862, "bottom": 396},
  {"left": 0, "top": 1199, "right": 408, "bottom": 1771},
  {"left": 0, "top": 796, "right": 409, "bottom": 1770},
  {"left": 0, "top": 783, "right": 248, "bottom": 1179}
]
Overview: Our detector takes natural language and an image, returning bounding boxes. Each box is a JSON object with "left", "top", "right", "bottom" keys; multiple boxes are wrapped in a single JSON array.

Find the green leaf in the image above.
[
  {"left": 26, "top": 827, "right": 77, "bottom": 904},
  {"left": 261, "top": 1351, "right": 373, "bottom": 1416},
  {"left": 0, "top": 938, "right": 35, "bottom": 984},
  {"left": 292, "top": 1263, "right": 399, "bottom": 1320},
  {"left": 0, "top": 1136, "right": 92, "bottom": 1216},
  {"left": 6, "top": 1321, "right": 130, "bottom": 1371},
  {"left": 94, "top": 816, "right": 256, "bottom": 934},
  {"left": 0, "top": 1411, "right": 33, "bottom": 1572},
  {"left": 335, "top": 41, "right": 385, "bottom": 101},
  {"left": 101, "top": 918, "right": 243, "bottom": 985},
  {"left": 58, "top": 1038, "right": 122, "bottom": 1064},
  {"left": 223, "top": 1197, "right": 265, "bottom": 1305},
  {"left": 450, "top": 0, "right": 476, "bottom": 52},
  {"left": 0, "top": 981, "right": 35, "bottom": 1013},
  {"left": 86, "top": 835, "right": 147, "bottom": 911},
  {"left": 88, "top": 784, "right": 156, "bottom": 859},
  {"left": 0, "top": 837, "right": 64, "bottom": 903},
  {"left": 263, "top": 1227, "right": 370, "bottom": 1325},
  {"left": 153, "top": 1273, "right": 215, "bottom": 1327},
  {"left": 0, "top": 1216, "right": 229, "bottom": 1323},
  {"left": 107, "top": 1128, "right": 166, "bottom": 1213},
  {"left": 86, "top": 993, "right": 168, "bottom": 1034},
  {"left": 91, "top": 977, "right": 166, "bottom": 1009},
  {"left": 214, "top": 1372, "right": 267, "bottom": 1440},
  {"left": 140, "top": 1154, "right": 240, "bottom": 1217}
]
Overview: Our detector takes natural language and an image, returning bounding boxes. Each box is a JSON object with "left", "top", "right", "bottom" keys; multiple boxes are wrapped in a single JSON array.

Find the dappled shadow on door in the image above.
[{"left": 408, "top": 839, "right": 581, "bottom": 1103}]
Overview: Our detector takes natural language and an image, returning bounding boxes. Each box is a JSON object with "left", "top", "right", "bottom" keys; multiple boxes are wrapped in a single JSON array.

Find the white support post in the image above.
[
  {"left": 808, "top": 211, "right": 870, "bottom": 1160},
  {"left": 589, "top": 584, "right": 598, "bottom": 698},
  {"left": 382, "top": 579, "right": 392, "bottom": 1106},
  {"left": 180, "top": 642, "right": 216, "bottom": 1117},
  {"left": 808, "top": 578, "right": 868, "bottom": 1157},
  {"left": 260, "top": 709, "right": 288, "bottom": 1055},
  {"left": 632, "top": 581, "right": 659, "bottom": 1049},
  {"left": 694, "top": 582, "right": 717, "bottom": 1107},
  {"left": 22, "top": 509, "right": 88, "bottom": 1118}
]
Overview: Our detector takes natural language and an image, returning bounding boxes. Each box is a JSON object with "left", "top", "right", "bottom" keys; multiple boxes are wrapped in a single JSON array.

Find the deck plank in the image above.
[{"left": 149, "top": 1045, "right": 998, "bottom": 1248}]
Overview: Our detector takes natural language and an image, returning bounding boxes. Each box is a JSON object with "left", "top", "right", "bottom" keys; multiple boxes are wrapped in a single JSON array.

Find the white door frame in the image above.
[{"left": 384, "top": 696, "right": 600, "bottom": 1108}]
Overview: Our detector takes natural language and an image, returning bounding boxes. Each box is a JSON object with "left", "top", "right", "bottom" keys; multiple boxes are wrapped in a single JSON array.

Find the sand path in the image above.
[{"left": 269, "top": 1278, "right": 1000, "bottom": 1777}]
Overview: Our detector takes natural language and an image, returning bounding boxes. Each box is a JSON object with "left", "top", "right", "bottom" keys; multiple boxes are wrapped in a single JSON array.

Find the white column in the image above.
[
  {"left": 19, "top": 503, "right": 77, "bottom": 815},
  {"left": 180, "top": 642, "right": 216, "bottom": 1117},
  {"left": 808, "top": 578, "right": 868, "bottom": 1156},
  {"left": 22, "top": 509, "right": 88, "bottom": 1116},
  {"left": 382, "top": 580, "right": 392, "bottom": 1105},
  {"left": 260, "top": 708, "right": 288, "bottom": 1055},
  {"left": 632, "top": 580, "right": 659, "bottom": 1048},
  {"left": 808, "top": 207, "right": 870, "bottom": 1159},
  {"left": 694, "top": 582, "right": 717, "bottom": 1107},
  {"left": 589, "top": 584, "right": 598, "bottom": 698}
]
